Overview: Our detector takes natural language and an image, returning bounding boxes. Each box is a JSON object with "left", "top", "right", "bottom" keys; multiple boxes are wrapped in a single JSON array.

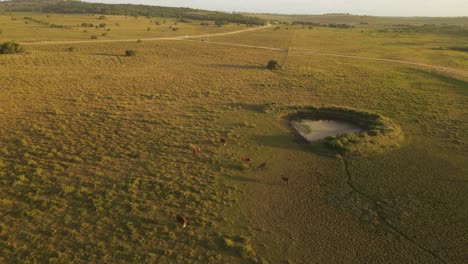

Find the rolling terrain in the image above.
[{"left": 0, "top": 3, "right": 467, "bottom": 264}]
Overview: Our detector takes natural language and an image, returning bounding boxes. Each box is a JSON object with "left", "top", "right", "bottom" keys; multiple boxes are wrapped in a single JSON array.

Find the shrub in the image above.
[
  {"left": 90, "top": 35, "right": 98, "bottom": 39},
  {"left": 125, "top": 50, "right": 137, "bottom": 57},
  {"left": 179, "top": 18, "right": 191, "bottom": 23},
  {"left": 267, "top": 60, "right": 280, "bottom": 70},
  {"left": 223, "top": 238, "right": 235, "bottom": 248},
  {"left": 240, "top": 245, "right": 256, "bottom": 259},
  {"left": 0, "top": 41, "right": 24, "bottom": 54},
  {"left": 215, "top": 20, "right": 228, "bottom": 27}
]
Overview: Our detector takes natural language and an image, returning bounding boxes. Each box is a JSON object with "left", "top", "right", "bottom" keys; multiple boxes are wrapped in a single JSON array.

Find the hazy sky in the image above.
[{"left": 86, "top": 0, "right": 468, "bottom": 17}]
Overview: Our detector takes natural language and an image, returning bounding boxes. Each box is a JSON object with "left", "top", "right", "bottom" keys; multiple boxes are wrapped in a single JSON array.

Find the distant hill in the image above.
[{"left": 0, "top": 0, "right": 265, "bottom": 25}]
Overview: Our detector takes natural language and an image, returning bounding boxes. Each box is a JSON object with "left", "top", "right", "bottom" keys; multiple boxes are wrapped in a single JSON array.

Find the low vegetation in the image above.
[
  {"left": 292, "top": 21, "right": 354, "bottom": 29},
  {"left": 376, "top": 24, "right": 468, "bottom": 36},
  {"left": 0, "top": 41, "right": 24, "bottom": 54}
]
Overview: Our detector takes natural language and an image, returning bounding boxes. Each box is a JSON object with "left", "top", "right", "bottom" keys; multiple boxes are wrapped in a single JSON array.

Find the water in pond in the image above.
[{"left": 292, "top": 120, "right": 363, "bottom": 142}]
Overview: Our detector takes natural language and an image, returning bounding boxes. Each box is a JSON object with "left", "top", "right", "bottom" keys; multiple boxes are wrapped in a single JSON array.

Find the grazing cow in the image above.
[
  {"left": 193, "top": 146, "right": 201, "bottom": 157},
  {"left": 176, "top": 214, "right": 187, "bottom": 228},
  {"left": 257, "top": 162, "right": 267, "bottom": 171},
  {"left": 241, "top": 156, "right": 251, "bottom": 162},
  {"left": 282, "top": 176, "right": 289, "bottom": 185},
  {"left": 220, "top": 138, "right": 227, "bottom": 146}
]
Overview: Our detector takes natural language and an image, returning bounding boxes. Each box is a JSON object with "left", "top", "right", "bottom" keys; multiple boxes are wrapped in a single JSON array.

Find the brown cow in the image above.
[
  {"left": 220, "top": 138, "right": 227, "bottom": 146},
  {"left": 193, "top": 146, "right": 201, "bottom": 157},
  {"left": 241, "top": 156, "right": 251, "bottom": 162},
  {"left": 176, "top": 214, "right": 187, "bottom": 228}
]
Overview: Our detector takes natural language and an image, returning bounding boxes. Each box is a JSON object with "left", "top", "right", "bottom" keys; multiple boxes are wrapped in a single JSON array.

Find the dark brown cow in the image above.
[
  {"left": 220, "top": 138, "right": 227, "bottom": 146},
  {"left": 282, "top": 177, "right": 289, "bottom": 185},
  {"left": 176, "top": 214, "right": 187, "bottom": 228}
]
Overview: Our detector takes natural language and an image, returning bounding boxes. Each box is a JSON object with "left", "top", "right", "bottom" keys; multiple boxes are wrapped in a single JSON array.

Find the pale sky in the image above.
[{"left": 86, "top": 0, "right": 468, "bottom": 17}]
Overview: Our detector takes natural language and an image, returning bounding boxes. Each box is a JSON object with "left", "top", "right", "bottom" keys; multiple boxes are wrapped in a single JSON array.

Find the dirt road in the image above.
[
  {"left": 21, "top": 24, "right": 467, "bottom": 79},
  {"left": 20, "top": 25, "right": 273, "bottom": 46}
]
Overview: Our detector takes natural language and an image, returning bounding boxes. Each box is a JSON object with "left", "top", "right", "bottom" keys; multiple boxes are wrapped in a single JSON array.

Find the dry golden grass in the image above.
[{"left": 0, "top": 14, "right": 467, "bottom": 263}]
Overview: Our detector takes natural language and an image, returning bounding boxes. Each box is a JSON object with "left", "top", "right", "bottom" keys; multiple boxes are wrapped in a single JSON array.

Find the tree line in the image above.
[{"left": 0, "top": 0, "right": 265, "bottom": 25}]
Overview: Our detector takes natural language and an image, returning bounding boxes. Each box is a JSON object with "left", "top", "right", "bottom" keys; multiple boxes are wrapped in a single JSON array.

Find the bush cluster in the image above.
[
  {"left": 125, "top": 50, "right": 137, "bottom": 57},
  {"left": 267, "top": 60, "right": 280, "bottom": 70},
  {"left": 0, "top": 41, "right": 24, "bottom": 54}
]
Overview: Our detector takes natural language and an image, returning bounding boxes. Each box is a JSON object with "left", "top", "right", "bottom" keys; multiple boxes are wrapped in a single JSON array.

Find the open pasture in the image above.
[
  {"left": 0, "top": 13, "right": 246, "bottom": 42},
  {"left": 0, "top": 11, "right": 467, "bottom": 263}
]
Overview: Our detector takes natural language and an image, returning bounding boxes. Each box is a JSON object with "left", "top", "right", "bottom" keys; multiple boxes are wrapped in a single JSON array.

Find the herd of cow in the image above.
[{"left": 176, "top": 138, "right": 289, "bottom": 228}]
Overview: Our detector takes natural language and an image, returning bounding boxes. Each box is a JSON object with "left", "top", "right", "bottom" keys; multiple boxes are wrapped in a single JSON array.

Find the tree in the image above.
[
  {"left": 125, "top": 50, "right": 137, "bottom": 57},
  {"left": 0, "top": 41, "right": 24, "bottom": 54},
  {"left": 266, "top": 60, "right": 280, "bottom": 70}
]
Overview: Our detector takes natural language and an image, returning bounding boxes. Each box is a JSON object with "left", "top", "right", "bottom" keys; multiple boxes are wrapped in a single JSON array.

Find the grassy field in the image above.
[
  {"left": 0, "top": 12, "right": 467, "bottom": 263},
  {"left": 0, "top": 13, "right": 246, "bottom": 42},
  {"left": 207, "top": 25, "right": 468, "bottom": 72}
]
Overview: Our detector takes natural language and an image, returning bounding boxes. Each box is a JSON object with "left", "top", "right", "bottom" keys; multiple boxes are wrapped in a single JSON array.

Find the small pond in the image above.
[{"left": 292, "top": 120, "right": 363, "bottom": 142}]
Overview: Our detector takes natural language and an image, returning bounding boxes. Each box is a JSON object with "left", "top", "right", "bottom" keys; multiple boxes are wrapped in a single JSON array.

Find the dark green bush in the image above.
[
  {"left": 125, "top": 50, "right": 137, "bottom": 57},
  {"left": 215, "top": 20, "right": 228, "bottom": 27},
  {"left": 267, "top": 60, "right": 280, "bottom": 70},
  {"left": 0, "top": 41, "right": 24, "bottom": 54}
]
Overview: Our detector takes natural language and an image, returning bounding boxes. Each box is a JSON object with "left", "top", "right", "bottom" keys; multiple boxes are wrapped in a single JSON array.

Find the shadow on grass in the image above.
[
  {"left": 88, "top": 53, "right": 125, "bottom": 57},
  {"left": 402, "top": 67, "right": 468, "bottom": 96},
  {"left": 206, "top": 64, "right": 266, "bottom": 70},
  {"left": 226, "top": 103, "right": 265, "bottom": 113},
  {"left": 255, "top": 134, "right": 338, "bottom": 159},
  {"left": 229, "top": 174, "right": 278, "bottom": 186}
]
